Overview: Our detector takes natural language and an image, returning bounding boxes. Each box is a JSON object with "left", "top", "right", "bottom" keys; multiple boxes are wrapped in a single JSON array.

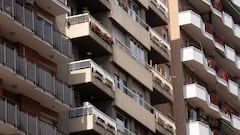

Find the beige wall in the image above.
[{"left": 115, "top": 89, "right": 155, "bottom": 132}]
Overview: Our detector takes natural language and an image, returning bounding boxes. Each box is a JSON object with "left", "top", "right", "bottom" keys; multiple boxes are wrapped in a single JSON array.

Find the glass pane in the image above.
[
  {"left": 35, "top": 16, "right": 43, "bottom": 39},
  {"left": 46, "top": 71, "right": 54, "bottom": 95},
  {"left": 3, "top": 0, "right": 13, "bottom": 15},
  {"left": 0, "top": 99, "right": 5, "bottom": 121},
  {"left": 38, "top": 120, "right": 47, "bottom": 135},
  {"left": 6, "top": 46, "right": 15, "bottom": 69},
  {"left": 14, "top": 2, "right": 24, "bottom": 24},
  {"left": 17, "top": 57, "right": 26, "bottom": 77},
  {"left": 0, "top": 42, "right": 4, "bottom": 64},
  {"left": 56, "top": 80, "right": 64, "bottom": 101},
  {"left": 18, "top": 111, "right": 27, "bottom": 133},
  {"left": 7, "top": 102, "right": 15, "bottom": 125},
  {"left": 27, "top": 61, "right": 36, "bottom": 83},
  {"left": 53, "top": 31, "right": 62, "bottom": 52},
  {"left": 28, "top": 115, "right": 37, "bottom": 135},
  {"left": 25, "top": 8, "right": 33, "bottom": 31},
  {"left": 37, "top": 67, "right": 46, "bottom": 90},
  {"left": 43, "top": 21, "right": 53, "bottom": 44}
]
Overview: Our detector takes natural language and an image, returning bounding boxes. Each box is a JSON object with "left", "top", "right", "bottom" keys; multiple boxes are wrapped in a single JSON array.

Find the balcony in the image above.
[
  {"left": 0, "top": 42, "right": 73, "bottom": 112},
  {"left": 186, "top": 121, "right": 212, "bottom": 135},
  {"left": 182, "top": 46, "right": 240, "bottom": 112},
  {"left": 0, "top": 98, "right": 64, "bottom": 135},
  {"left": 229, "top": 0, "right": 240, "bottom": 11},
  {"left": 69, "top": 59, "right": 115, "bottom": 99},
  {"left": 147, "top": 0, "right": 168, "bottom": 26},
  {"left": 114, "top": 87, "right": 156, "bottom": 132},
  {"left": 69, "top": 102, "right": 116, "bottom": 135},
  {"left": 186, "top": 0, "right": 211, "bottom": 13},
  {"left": 66, "top": 13, "right": 113, "bottom": 58},
  {"left": 151, "top": 68, "right": 173, "bottom": 104},
  {"left": 74, "top": 0, "right": 111, "bottom": 13},
  {"left": 113, "top": 39, "right": 153, "bottom": 90},
  {"left": 179, "top": 10, "right": 224, "bottom": 53},
  {"left": 155, "top": 111, "right": 175, "bottom": 135},
  {"left": 34, "top": 0, "right": 71, "bottom": 16},
  {"left": 0, "top": 0, "right": 71, "bottom": 63},
  {"left": 110, "top": 0, "right": 151, "bottom": 50},
  {"left": 149, "top": 29, "right": 170, "bottom": 63}
]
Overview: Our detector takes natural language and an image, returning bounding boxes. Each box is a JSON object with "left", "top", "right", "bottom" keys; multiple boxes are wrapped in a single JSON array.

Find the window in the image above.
[
  {"left": 164, "top": 64, "right": 170, "bottom": 80},
  {"left": 116, "top": 113, "right": 130, "bottom": 131},
  {"left": 133, "top": 90, "right": 144, "bottom": 106},
  {"left": 130, "top": 39, "right": 145, "bottom": 64},
  {"left": 112, "top": 25, "right": 126, "bottom": 44},
  {"left": 129, "top": 1, "right": 140, "bottom": 22},
  {"left": 35, "top": 15, "right": 53, "bottom": 44},
  {"left": 114, "top": 75, "right": 127, "bottom": 92},
  {"left": 162, "top": 28, "right": 168, "bottom": 42}
]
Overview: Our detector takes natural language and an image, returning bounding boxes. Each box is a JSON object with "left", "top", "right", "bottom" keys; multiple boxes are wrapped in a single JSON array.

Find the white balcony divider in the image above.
[
  {"left": 0, "top": 40, "right": 73, "bottom": 106},
  {"left": 149, "top": 28, "right": 170, "bottom": 51},
  {"left": 0, "top": 0, "right": 72, "bottom": 58},
  {"left": 69, "top": 59, "right": 115, "bottom": 89},
  {"left": 150, "top": 0, "right": 168, "bottom": 15}
]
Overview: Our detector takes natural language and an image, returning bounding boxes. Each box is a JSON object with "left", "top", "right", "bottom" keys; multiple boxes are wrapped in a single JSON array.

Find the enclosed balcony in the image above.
[
  {"left": 113, "top": 39, "right": 153, "bottom": 90},
  {"left": 147, "top": 0, "right": 168, "bottom": 26},
  {"left": 110, "top": 0, "right": 151, "bottom": 50},
  {"left": 0, "top": 42, "right": 73, "bottom": 112},
  {"left": 0, "top": 0, "right": 71, "bottom": 63},
  {"left": 149, "top": 29, "right": 170, "bottom": 63},
  {"left": 66, "top": 13, "right": 113, "bottom": 58},
  {"left": 151, "top": 68, "right": 173, "bottom": 104},
  {"left": 0, "top": 98, "right": 65, "bottom": 135},
  {"left": 69, "top": 59, "right": 115, "bottom": 99},
  {"left": 34, "top": 0, "right": 71, "bottom": 16},
  {"left": 69, "top": 102, "right": 116, "bottom": 135}
]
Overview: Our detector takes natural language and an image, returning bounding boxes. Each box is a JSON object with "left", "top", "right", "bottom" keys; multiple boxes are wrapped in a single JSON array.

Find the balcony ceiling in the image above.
[{"left": 76, "top": 0, "right": 110, "bottom": 14}]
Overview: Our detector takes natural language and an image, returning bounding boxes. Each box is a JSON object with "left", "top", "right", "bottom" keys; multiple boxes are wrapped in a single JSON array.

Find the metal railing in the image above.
[
  {"left": 150, "top": 0, "right": 168, "bottom": 16},
  {"left": 0, "top": 98, "right": 65, "bottom": 135},
  {"left": 69, "top": 59, "right": 115, "bottom": 89},
  {"left": 67, "top": 13, "right": 113, "bottom": 45},
  {"left": 69, "top": 102, "right": 117, "bottom": 134},
  {"left": 0, "top": 0, "right": 71, "bottom": 58},
  {"left": 0, "top": 41, "right": 73, "bottom": 106},
  {"left": 116, "top": 124, "right": 135, "bottom": 135}
]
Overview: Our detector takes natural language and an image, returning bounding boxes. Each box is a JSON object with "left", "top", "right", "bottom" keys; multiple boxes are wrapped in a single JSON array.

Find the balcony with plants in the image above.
[
  {"left": 68, "top": 59, "right": 115, "bottom": 99},
  {"left": 0, "top": 41, "right": 73, "bottom": 112},
  {"left": 66, "top": 13, "right": 113, "bottom": 57},
  {"left": 0, "top": 0, "right": 72, "bottom": 63}
]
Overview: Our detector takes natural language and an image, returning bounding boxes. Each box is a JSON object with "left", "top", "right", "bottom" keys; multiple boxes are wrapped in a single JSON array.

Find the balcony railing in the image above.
[
  {"left": 149, "top": 28, "right": 170, "bottom": 53},
  {"left": 67, "top": 13, "right": 114, "bottom": 45},
  {"left": 0, "top": 0, "right": 71, "bottom": 58},
  {"left": 69, "top": 59, "right": 115, "bottom": 90},
  {"left": 69, "top": 102, "right": 117, "bottom": 134},
  {"left": 155, "top": 110, "right": 175, "bottom": 133},
  {"left": 116, "top": 124, "right": 135, "bottom": 135},
  {"left": 150, "top": 0, "right": 168, "bottom": 16},
  {"left": 0, "top": 98, "right": 65, "bottom": 135},
  {"left": 0, "top": 41, "right": 73, "bottom": 106}
]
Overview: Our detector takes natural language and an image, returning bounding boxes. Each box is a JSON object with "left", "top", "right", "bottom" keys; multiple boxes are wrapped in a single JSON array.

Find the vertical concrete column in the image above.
[{"left": 168, "top": 0, "right": 187, "bottom": 135}]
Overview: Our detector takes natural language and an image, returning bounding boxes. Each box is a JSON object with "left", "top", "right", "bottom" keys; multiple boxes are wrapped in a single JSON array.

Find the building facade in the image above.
[
  {"left": 0, "top": 0, "right": 175, "bottom": 135},
  {"left": 170, "top": 0, "right": 240, "bottom": 135}
]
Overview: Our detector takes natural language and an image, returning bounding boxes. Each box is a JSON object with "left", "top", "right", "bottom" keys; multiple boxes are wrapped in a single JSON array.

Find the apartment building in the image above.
[
  {"left": 65, "top": 0, "right": 175, "bottom": 135},
  {"left": 0, "top": 0, "right": 73, "bottom": 134},
  {"left": 169, "top": 0, "right": 240, "bottom": 135}
]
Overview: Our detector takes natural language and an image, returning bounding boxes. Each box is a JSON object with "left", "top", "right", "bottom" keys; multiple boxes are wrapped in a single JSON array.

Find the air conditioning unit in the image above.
[{"left": 17, "top": 0, "right": 34, "bottom": 5}]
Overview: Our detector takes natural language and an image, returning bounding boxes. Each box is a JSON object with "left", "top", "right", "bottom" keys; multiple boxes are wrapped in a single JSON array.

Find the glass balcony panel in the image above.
[
  {"left": 7, "top": 102, "right": 15, "bottom": 125},
  {"left": 53, "top": 31, "right": 62, "bottom": 52},
  {"left": 43, "top": 21, "right": 53, "bottom": 44},
  {"left": 14, "top": 2, "right": 24, "bottom": 24},
  {"left": 56, "top": 79, "right": 64, "bottom": 101},
  {"left": 46, "top": 71, "right": 54, "bottom": 95},
  {"left": 0, "top": 99, "right": 5, "bottom": 121},
  {"left": 17, "top": 57, "right": 26, "bottom": 77},
  {"left": 37, "top": 67, "right": 46, "bottom": 90},
  {"left": 64, "top": 85, "right": 71, "bottom": 106},
  {"left": 35, "top": 16, "right": 44, "bottom": 39},
  {"left": 0, "top": 42, "right": 4, "bottom": 64},
  {"left": 38, "top": 120, "right": 47, "bottom": 135},
  {"left": 46, "top": 124, "right": 55, "bottom": 135},
  {"left": 6, "top": 46, "right": 15, "bottom": 69},
  {"left": 28, "top": 115, "right": 37, "bottom": 135},
  {"left": 62, "top": 36, "right": 70, "bottom": 57},
  {"left": 18, "top": 111, "right": 27, "bottom": 133},
  {"left": 27, "top": 61, "right": 35, "bottom": 83},
  {"left": 3, "top": 0, "right": 13, "bottom": 15},
  {"left": 25, "top": 8, "right": 34, "bottom": 31},
  {"left": 0, "top": 0, "right": 2, "bottom": 10}
]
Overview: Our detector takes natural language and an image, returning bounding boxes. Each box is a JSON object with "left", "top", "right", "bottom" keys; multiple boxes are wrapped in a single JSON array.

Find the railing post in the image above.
[
  {"left": 11, "top": 0, "right": 14, "bottom": 17},
  {"left": 53, "top": 76, "right": 56, "bottom": 96},
  {"left": 34, "top": 62, "right": 37, "bottom": 84},
  {"left": 4, "top": 99, "right": 7, "bottom": 122},
  {"left": 3, "top": 42, "right": 6, "bottom": 66},
  {"left": 35, "top": 117, "right": 38, "bottom": 135},
  {"left": 24, "top": 57, "right": 27, "bottom": 78},
  {"left": 62, "top": 82, "right": 65, "bottom": 103},
  {"left": 13, "top": 48, "right": 17, "bottom": 71},
  {"left": 23, "top": 4, "right": 26, "bottom": 26},
  {"left": 32, "top": 11, "right": 35, "bottom": 32},
  {"left": 26, "top": 112, "right": 29, "bottom": 134},
  {"left": 44, "top": 70, "right": 47, "bottom": 91},
  {"left": 15, "top": 104, "right": 18, "bottom": 127}
]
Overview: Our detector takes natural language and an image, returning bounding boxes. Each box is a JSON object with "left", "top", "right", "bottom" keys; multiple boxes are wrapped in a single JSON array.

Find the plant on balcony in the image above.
[
  {"left": 207, "top": 57, "right": 216, "bottom": 70},
  {"left": 205, "top": 22, "right": 213, "bottom": 34},
  {"left": 209, "top": 91, "right": 219, "bottom": 106},
  {"left": 221, "top": 103, "right": 231, "bottom": 115},
  {"left": 217, "top": 67, "right": 228, "bottom": 81},
  {"left": 212, "top": 0, "right": 223, "bottom": 11},
  {"left": 213, "top": 32, "right": 224, "bottom": 45}
]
